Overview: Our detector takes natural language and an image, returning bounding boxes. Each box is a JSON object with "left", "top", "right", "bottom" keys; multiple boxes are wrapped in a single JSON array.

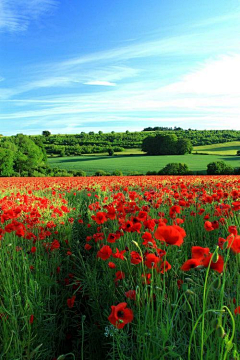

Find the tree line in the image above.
[
  {"left": 0, "top": 134, "right": 48, "bottom": 176},
  {"left": 35, "top": 129, "right": 240, "bottom": 157},
  {"left": 142, "top": 133, "right": 192, "bottom": 155}
]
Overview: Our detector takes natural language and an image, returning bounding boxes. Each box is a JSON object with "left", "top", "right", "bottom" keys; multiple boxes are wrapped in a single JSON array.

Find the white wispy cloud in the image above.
[
  {"left": 0, "top": 65, "right": 140, "bottom": 99},
  {"left": 2, "top": 53, "right": 240, "bottom": 131},
  {"left": 83, "top": 81, "right": 116, "bottom": 86},
  {"left": 190, "top": 11, "right": 240, "bottom": 29},
  {"left": 1, "top": 9, "right": 240, "bottom": 133},
  {"left": 160, "top": 55, "right": 240, "bottom": 96},
  {"left": 0, "top": 0, "right": 58, "bottom": 32}
]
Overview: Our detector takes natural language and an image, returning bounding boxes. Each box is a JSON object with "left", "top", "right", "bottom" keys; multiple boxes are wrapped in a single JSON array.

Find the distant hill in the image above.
[{"left": 27, "top": 129, "right": 240, "bottom": 157}]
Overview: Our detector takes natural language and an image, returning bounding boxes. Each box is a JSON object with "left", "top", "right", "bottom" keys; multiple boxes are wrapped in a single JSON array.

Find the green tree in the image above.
[
  {"left": 142, "top": 133, "right": 178, "bottom": 155},
  {"left": 0, "top": 148, "right": 15, "bottom": 176},
  {"left": 32, "top": 136, "right": 48, "bottom": 161},
  {"left": 42, "top": 130, "right": 51, "bottom": 137},
  {"left": 159, "top": 163, "right": 190, "bottom": 175},
  {"left": 14, "top": 134, "right": 47, "bottom": 175},
  {"left": 176, "top": 138, "right": 192, "bottom": 154},
  {"left": 207, "top": 161, "right": 234, "bottom": 175},
  {"left": 108, "top": 148, "right": 114, "bottom": 156},
  {"left": 60, "top": 148, "right": 66, "bottom": 157},
  {"left": 112, "top": 169, "right": 123, "bottom": 176}
]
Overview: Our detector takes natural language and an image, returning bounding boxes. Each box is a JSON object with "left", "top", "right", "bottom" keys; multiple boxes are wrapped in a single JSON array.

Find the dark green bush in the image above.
[
  {"left": 158, "top": 163, "right": 190, "bottom": 175},
  {"left": 146, "top": 171, "right": 158, "bottom": 175},
  {"left": 207, "top": 161, "right": 234, "bottom": 175},
  {"left": 95, "top": 170, "right": 108, "bottom": 176},
  {"left": 112, "top": 170, "right": 123, "bottom": 176},
  {"left": 107, "top": 148, "right": 114, "bottom": 156}
]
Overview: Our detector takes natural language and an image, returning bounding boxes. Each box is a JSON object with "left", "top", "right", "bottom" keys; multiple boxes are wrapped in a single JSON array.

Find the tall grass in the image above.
[{"left": 0, "top": 177, "right": 239, "bottom": 359}]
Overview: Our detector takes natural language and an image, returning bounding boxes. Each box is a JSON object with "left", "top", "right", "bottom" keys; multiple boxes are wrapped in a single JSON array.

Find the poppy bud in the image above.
[
  {"left": 212, "top": 246, "right": 219, "bottom": 263},
  {"left": 186, "top": 289, "right": 196, "bottom": 296},
  {"left": 212, "top": 252, "right": 219, "bottom": 263},
  {"left": 233, "top": 347, "right": 239, "bottom": 359},
  {"left": 216, "top": 325, "right": 226, "bottom": 338},
  {"left": 222, "top": 241, "right": 228, "bottom": 250},
  {"left": 224, "top": 338, "right": 233, "bottom": 352},
  {"left": 185, "top": 278, "right": 195, "bottom": 284}
]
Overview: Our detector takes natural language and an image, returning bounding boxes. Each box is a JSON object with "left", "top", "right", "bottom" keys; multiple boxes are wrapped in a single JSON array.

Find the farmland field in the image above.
[
  {"left": 193, "top": 141, "right": 240, "bottom": 155},
  {"left": 48, "top": 153, "right": 240, "bottom": 175},
  {"left": 0, "top": 176, "right": 239, "bottom": 360}
]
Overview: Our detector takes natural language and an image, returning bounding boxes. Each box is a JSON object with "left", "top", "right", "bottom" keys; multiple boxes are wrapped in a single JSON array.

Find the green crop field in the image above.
[
  {"left": 193, "top": 141, "right": 240, "bottom": 155},
  {"left": 48, "top": 153, "right": 240, "bottom": 175},
  {"left": 78, "top": 148, "right": 146, "bottom": 156}
]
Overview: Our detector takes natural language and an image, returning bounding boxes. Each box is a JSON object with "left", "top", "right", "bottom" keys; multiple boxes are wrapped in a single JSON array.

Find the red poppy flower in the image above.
[
  {"left": 124, "top": 220, "right": 133, "bottom": 232},
  {"left": 107, "top": 233, "right": 117, "bottom": 243},
  {"left": 108, "top": 302, "right": 134, "bottom": 329},
  {"left": 228, "top": 226, "right": 237, "bottom": 236},
  {"left": 202, "top": 254, "right": 224, "bottom": 273},
  {"left": 125, "top": 290, "right": 136, "bottom": 300},
  {"left": 130, "top": 251, "right": 142, "bottom": 265},
  {"left": 144, "top": 253, "right": 160, "bottom": 269},
  {"left": 227, "top": 234, "right": 240, "bottom": 254},
  {"left": 142, "top": 273, "right": 151, "bottom": 285},
  {"left": 142, "top": 232, "right": 152, "bottom": 242},
  {"left": 157, "top": 260, "right": 171, "bottom": 274},
  {"left": 234, "top": 306, "right": 240, "bottom": 315},
  {"left": 142, "top": 232, "right": 156, "bottom": 248},
  {"left": 177, "top": 279, "right": 184, "bottom": 289},
  {"left": 218, "top": 237, "right": 227, "bottom": 250},
  {"left": 29, "top": 315, "right": 34, "bottom": 324},
  {"left": 50, "top": 239, "right": 60, "bottom": 251},
  {"left": 84, "top": 244, "right": 92, "bottom": 251},
  {"left": 204, "top": 221, "right": 214, "bottom": 231},
  {"left": 97, "top": 245, "right": 112, "bottom": 260},
  {"left": 106, "top": 206, "right": 116, "bottom": 220},
  {"left": 95, "top": 212, "right": 108, "bottom": 224},
  {"left": 181, "top": 258, "right": 201, "bottom": 271},
  {"left": 137, "top": 211, "right": 147, "bottom": 221},
  {"left": 115, "top": 271, "right": 125, "bottom": 282},
  {"left": 112, "top": 248, "right": 126, "bottom": 260},
  {"left": 181, "top": 246, "right": 224, "bottom": 273},
  {"left": 108, "top": 262, "right": 116, "bottom": 269},
  {"left": 191, "top": 246, "right": 210, "bottom": 259},
  {"left": 67, "top": 295, "right": 76, "bottom": 308},
  {"left": 154, "top": 225, "right": 184, "bottom": 246}
]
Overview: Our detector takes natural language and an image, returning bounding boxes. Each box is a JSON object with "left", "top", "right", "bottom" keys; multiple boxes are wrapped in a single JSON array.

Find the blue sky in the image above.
[{"left": 1, "top": 0, "right": 240, "bottom": 135}]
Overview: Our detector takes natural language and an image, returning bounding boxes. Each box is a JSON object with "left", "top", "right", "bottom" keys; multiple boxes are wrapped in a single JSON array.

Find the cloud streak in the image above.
[
  {"left": 84, "top": 81, "right": 116, "bottom": 86},
  {"left": 1, "top": 8, "right": 240, "bottom": 133},
  {"left": 0, "top": 0, "right": 58, "bottom": 32}
]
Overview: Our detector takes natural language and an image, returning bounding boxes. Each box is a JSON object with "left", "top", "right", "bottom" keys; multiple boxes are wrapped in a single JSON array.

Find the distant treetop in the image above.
[
  {"left": 143, "top": 126, "right": 186, "bottom": 131},
  {"left": 42, "top": 130, "right": 51, "bottom": 137}
]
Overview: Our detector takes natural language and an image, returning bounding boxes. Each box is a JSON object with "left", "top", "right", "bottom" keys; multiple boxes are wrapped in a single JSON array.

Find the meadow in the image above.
[
  {"left": 0, "top": 176, "right": 239, "bottom": 360},
  {"left": 193, "top": 142, "right": 240, "bottom": 156},
  {"left": 48, "top": 153, "right": 240, "bottom": 175}
]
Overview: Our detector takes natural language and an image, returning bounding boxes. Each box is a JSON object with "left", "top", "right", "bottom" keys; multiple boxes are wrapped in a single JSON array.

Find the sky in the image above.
[{"left": 1, "top": 0, "right": 240, "bottom": 135}]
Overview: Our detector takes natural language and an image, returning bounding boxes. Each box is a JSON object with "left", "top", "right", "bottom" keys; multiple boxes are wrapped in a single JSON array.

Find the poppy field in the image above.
[{"left": 0, "top": 176, "right": 239, "bottom": 360}]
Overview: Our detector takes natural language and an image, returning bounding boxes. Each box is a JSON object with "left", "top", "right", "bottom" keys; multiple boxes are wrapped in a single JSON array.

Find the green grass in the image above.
[
  {"left": 193, "top": 141, "right": 240, "bottom": 155},
  {"left": 48, "top": 153, "right": 240, "bottom": 175},
  {"left": 80, "top": 148, "right": 146, "bottom": 156}
]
